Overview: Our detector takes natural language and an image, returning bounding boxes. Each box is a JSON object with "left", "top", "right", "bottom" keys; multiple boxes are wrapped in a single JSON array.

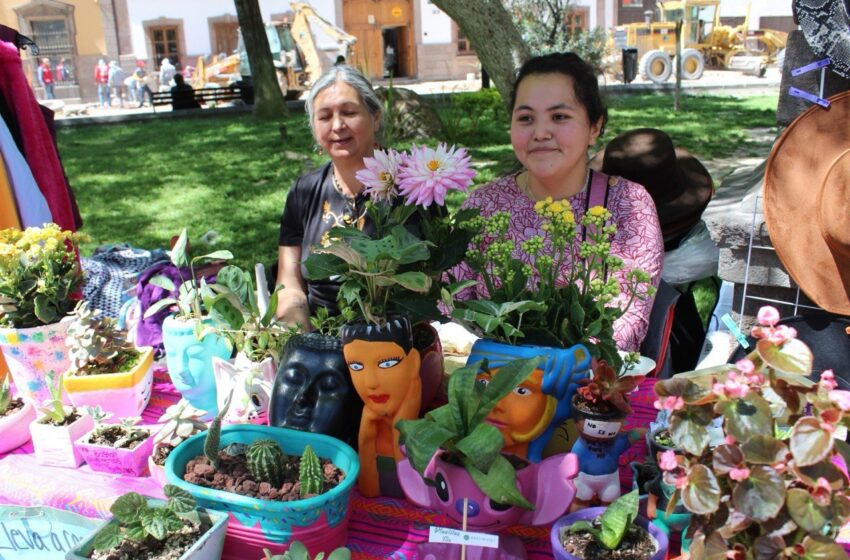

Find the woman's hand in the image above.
[{"left": 275, "top": 246, "right": 310, "bottom": 330}]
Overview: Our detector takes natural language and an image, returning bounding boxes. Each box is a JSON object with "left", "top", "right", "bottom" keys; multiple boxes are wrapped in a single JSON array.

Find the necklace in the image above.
[
  {"left": 331, "top": 169, "right": 362, "bottom": 224},
  {"left": 518, "top": 167, "right": 592, "bottom": 201}
]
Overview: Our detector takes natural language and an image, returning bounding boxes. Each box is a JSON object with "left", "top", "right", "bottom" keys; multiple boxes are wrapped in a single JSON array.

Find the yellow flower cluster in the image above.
[{"left": 534, "top": 196, "right": 576, "bottom": 226}]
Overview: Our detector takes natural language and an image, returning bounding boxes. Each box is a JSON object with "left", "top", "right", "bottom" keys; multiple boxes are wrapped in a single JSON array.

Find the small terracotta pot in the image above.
[
  {"left": 0, "top": 400, "right": 36, "bottom": 454},
  {"left": 75, "top": 426, "right": 156, "bottom": 476},
  {"left": 30, "top": 409, "right": 94, "bottom": 468}
]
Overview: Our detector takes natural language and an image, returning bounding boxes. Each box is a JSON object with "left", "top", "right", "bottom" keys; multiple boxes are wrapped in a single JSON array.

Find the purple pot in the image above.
[{"left": 550, "top": 507, "right": 668, "bottom": 560}]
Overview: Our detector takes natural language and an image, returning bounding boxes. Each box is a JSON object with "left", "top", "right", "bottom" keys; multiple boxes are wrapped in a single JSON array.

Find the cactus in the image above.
[
  {"left": 203, "top": 389, "right": 232, "bottom": 470},
  {"left": 66, "top": 301, "right": 137, "bottom": 375},
  {"left": 0, "top": 378, "right": 11, "bottom": 415},
  {"left": 299, "top": 445, "right": 323, "bottom": 497},
  {"left": 247, "top": 439, "right": 285, "bottom": 487}
]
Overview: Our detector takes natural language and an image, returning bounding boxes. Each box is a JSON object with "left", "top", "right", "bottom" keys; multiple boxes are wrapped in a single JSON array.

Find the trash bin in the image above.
[{"left": 622, "top": 48, "right": 638, "bottom": 84}]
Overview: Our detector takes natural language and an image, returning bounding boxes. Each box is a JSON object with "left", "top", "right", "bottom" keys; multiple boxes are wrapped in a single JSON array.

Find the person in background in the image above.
[
  {"left": 133, "top": 61, "right": 154, "bottom": 108},
  {"left": 37, "top": 57, "right": 54, "bottom": 100},
  {"left": 170, "top": 73, "right": 200, "bottom": 111},
  {"left": 107, "top": 61, "right": 128, "bottom": 108},
  {"left": 158, "top": 58, "right": 176, "bottom": 92},
  {"left": 94, "top": 58, "right": 110, "bottom": 107}
]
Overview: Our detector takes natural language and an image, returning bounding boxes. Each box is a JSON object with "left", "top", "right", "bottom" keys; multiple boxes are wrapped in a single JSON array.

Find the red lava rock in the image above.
[
  {"left": 193, "top": 463, "right": 215, "bottom": 477},
  {"left": 242, "top": 480, "right": 258, "bottom": 493},
  {"left": 259, "top": 482, "right": 272, "bottom": 495}
]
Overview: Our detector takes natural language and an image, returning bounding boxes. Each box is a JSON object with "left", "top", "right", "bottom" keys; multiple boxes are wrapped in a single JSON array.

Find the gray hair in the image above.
[{"left": 305, "top": 65, "right": 383, "bottom": 138}]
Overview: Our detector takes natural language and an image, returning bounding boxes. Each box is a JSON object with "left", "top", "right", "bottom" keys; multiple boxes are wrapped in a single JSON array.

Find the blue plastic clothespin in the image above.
[{"left": 789, "top": 57, "right": 831, "bottom": 108}]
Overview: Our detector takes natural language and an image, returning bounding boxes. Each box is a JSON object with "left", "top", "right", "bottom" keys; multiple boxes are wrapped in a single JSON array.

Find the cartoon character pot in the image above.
[
  {"left": 212, "top": 353, "right": 276, "bottom": 424},
  {"left": 341, "top": 315, "right": 421, "bottom": 498},
  {"left": 269, "top": 332, "right": 360, "bottom": 443},
  {"left": 398, "top": 451, "right": 580, "bottom": 560}
]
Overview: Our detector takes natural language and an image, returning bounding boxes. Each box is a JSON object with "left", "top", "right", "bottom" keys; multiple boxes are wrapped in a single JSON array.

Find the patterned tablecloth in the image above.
[{"left": 0, "top": 368, "right": 663, "bottom": 560}]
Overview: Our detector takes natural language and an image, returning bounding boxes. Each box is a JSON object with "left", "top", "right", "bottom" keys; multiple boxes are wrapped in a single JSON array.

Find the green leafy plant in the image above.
[
  {"left": 397, "top": 356, "right": 541, "bottom": 509},
  {"left": 575, "top": 359, "right": 643, "bottom": 414},
  {"left": 299, "top": 444, "right": 322, "bottom": 497},
  {"left": 66, "top": 301, "right": 139, "bottom": 376},
  {"left": 154, "top": 399, "right": 208, "bottom": 449},
  {"left": 0, "top": 377, "right": 12, "bottom": 415},
  {"left": 143, "top": 228, "right": 233, "bottom": 322},
  {"left": 0, "top": 224, "right": 87, "bottom": 328},
  {"left": 309, "top": 306, "right": 354, "bottom": 338},
  {"left": 38, "top": 371, "right": 75, "bottom": 425},
  {"left": 203, "top": 264, "right": 298, "bottom": 362},
  {"left": 653, "top": 306, "right": 850, "bottom": 559},
  {"left": 568, "top": 489, "right": 640, "bottom": 550},
  {"left": 203, "top": 389, "right": 232, "bottom": 470},
  {"left": 247, "top": 438, "right": 286, "bottom": 487},
  {"left": 447, "top": 202, "right": 654, "bottom": 371},
  {"left": 92, "top": 485, "right": 197, "bottom": 551},
  {"left": 263, "top": 541, "right": 351, "bottom": 560},
  {"left": 83, "top": 407, "right": 150, "bottom": 449}
]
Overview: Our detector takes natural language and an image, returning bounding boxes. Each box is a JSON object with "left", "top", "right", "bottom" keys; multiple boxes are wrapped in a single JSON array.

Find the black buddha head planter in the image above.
[{"left": 269, "top": 332, "right": 361, "bottom": 443}]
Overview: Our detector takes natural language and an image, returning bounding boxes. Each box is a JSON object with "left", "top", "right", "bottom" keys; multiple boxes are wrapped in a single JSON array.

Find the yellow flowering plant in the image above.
[
  {"left": 0, "top": 225, "right": 87, "bottom": 328},
  {"left": 446, "top": 201, "right": 653, "bottom": 369}
]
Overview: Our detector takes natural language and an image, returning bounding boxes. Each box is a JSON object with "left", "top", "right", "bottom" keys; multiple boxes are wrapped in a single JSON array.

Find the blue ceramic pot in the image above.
[
  {"left": 162, "top": 315, "right": 231, "bottom": 416},
  {"left": 165, "top": 424, "right": 359, "bottom": 560},
  {"left": 550, "top": 507, "right": 669, "bottom": 560}
]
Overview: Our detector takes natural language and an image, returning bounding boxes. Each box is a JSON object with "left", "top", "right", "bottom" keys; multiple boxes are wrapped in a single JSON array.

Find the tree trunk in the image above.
[
  {"left": 430, "top": 0, "right": 531, "bottom": 106},
  {"left": 234, "top": 0, "right": 288, "bottom": 120}
]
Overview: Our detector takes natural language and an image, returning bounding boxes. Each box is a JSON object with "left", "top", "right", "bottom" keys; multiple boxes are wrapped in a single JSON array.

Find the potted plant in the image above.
[
  {"left": 652, "top": 305, "right": 850, "bottom": 559},
  {"left": 396, "top": 356, "right": 581, "bottom": 560},
  {"left": 0, "top": 225, "right": 86, "bottom": 407},
  {"left": 149, "top": 399, "right": 208, "bottom": 486},
  {"left": 74, "top": 406, "right": 155, "bottom": 476},
  {"left": 62, "top": 301, "right": 154, "bottom": 417},
  {"left": 551, "top": 489, "right": 668, "bottom": 560},
  {"left": 164, "top": 393, "right": 360, "bottom": 559},
  {"left": 444, "top": 200, "right": 655, "bottom": 461},
  {"left": 30, "top": 371, "right": 93, "bottom": 467},
  {"left": 144, "top": 229, "right": 233, "bottom": 416},
  {"left": 304, "top": 144, "right": 476, "bottom": 498},
  {"left": 67, "top": 484, "right": 228, "bottom": 560},
  {"left": 0, "top": 377, "right": 36, "bottom": 454},
  {"left": 262, "top": 541, "right": 350, "bottom": 559},
  {"left": 570, "top": 359, "right": 644, "bottom": 507}
]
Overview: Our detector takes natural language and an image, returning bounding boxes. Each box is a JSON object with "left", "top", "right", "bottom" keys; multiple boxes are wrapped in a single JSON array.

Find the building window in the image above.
[
  {"left": 457, "top": 27, "right": 473, "bottom": 54},
  {"left": 211, "top": 21, "right": 240, "bottom": 56},
  {"left": 622, "top": 0, "right": 643, "bottom": 6},
  {"left": 29, "top": 19, "right": 75, "bottom": 84},
  {"left": 566, "top": 8, "right": 589, "bottom": 34},
  {"left": 150, "top": 26, "right": 180, "bottom": 69}
]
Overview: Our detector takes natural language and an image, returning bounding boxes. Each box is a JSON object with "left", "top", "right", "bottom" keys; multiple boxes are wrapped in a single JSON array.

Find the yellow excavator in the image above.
[
  {"left": 193, "top": 2, "right": 356, "bottom": 99},
  {"left": 615, "top": 0, "right": 787, "bottom": 83}
]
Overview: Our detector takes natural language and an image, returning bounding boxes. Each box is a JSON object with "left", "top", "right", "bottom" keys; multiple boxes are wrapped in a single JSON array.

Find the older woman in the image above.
[
  {"left": 276, "top": 66, "right": 383, "bottom": 328},
  {"left": 452, "top": 53, "right": 663, "bottom": 351}
]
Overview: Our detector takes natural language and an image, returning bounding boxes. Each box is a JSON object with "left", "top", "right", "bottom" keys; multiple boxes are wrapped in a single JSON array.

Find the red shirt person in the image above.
[{"left": 38, "top": 58, "right": 55, "bottom": 100}]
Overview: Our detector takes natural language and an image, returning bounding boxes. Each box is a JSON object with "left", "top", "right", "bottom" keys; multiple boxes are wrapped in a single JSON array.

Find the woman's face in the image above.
[
  {"left": 510, "top": 73, "right": 602, "bottom": 185},
  {"left": 481, "top": 368, "right": 549, "bottom": 447},
  {"left": 343, "top": 339, "right": 417, "bottom": 416},
  {"left": 312, "top": 80, "right": 379, "bottom": 164}
]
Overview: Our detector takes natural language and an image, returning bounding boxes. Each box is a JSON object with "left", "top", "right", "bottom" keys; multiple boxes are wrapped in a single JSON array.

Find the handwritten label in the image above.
[
  {"left": 792, "top": 57, "right": 830, "bottom": 76},
  {"left": 789, "top": 87, "right": 831, "bottom": 108},
  {"left": 720, "top": 314, "right": 749, "bottom": 350},
  {"left": 0, "top": 521, "right": 83, "bottom": 554},
  {"left": 581, "top": 418, "right": 622, "bottom": 438},
  {"left": 429, "top": 526, "right": 499, "bottom": 548}
]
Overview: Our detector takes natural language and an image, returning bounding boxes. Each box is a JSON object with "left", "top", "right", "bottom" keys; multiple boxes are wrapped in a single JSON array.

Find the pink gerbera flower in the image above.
[
  {"left": 397, "top": 143, "right": 476, "bottom": 207},
  {"left": 356, "top": 148, "right": 403, "bottom": 203}
]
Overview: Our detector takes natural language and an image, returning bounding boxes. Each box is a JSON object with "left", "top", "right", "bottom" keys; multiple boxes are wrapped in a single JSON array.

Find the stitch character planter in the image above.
[
  {"left": 468, "top": 340, "right": 592, "bottom": 461},
  {"left": 212, "top": 353, "right": 276, "bottom": 424},
  {"left": 270, "top": 333, "right": 360, "bottom": 443},
  {"left": 398, "top": 451, "right": 580, "bottom": 560},
  {"left": 341, "top": 316, "right": 421, "bottom": 498}
]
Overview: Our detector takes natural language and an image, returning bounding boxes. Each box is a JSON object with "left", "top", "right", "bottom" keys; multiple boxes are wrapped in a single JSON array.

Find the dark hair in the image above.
[
  {"left": 340, "top": 315, "right": 413, "bottom": 354},
  {"left": 510, "top": 52, "right": 608, "bottom": 136},
  {"left": 173, "top": 73, "right": 185, "bottom": 85}
]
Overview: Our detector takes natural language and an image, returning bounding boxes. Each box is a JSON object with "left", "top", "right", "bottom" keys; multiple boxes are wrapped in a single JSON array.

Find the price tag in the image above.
[
  {"left": 581, "top": 418, "right": 622, "bottom": 438},
  {"left": 720, "top": 314, "right": 749, "bottom": 350},
  {"left": 428, "top": 526, "right": 500, "bottom": 549}
]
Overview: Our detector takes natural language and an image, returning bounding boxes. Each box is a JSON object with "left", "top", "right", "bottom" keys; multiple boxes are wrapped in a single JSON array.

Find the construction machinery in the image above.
[
  {"left": 193, "top": 2, "right": 356, "bottom": 99},
  {"left": 614, "top": 0, "right": 787, "bottom": 84}
]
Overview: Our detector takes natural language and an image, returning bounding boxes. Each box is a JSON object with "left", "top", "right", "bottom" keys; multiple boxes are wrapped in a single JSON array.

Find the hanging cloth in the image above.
[
  {"left": 0, "top": 152, "right": 20, "bottom": 229},
  {"left": 0, "top": 40, "right": 77, "bottom": 231},
  {"left": 0, "top": 115, "right": 52, "bottom": 227}
]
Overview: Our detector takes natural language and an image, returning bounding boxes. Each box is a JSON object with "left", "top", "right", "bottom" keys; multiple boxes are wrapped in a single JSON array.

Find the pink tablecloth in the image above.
[{"left": 0, "top": 369, "right": 663, "bottom": 559}]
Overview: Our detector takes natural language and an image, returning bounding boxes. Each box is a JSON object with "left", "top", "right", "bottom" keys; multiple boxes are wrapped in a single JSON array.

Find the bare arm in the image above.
[{"left": 275, "top": 245, "right": 311, "bottom": 330}]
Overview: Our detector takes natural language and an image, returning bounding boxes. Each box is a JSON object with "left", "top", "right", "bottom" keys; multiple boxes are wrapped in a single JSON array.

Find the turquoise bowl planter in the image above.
[
  {"left": 162, "top": 315, "right": 231, "bottom": 417},
  {"left": 66, "top": 498, "right": 228, "bottom": 560},
  {"left": 165, "top": 425, "right": 359, "bottom": 560},
  {"left": 467, "top": 339, "right": 592, "bottom": 462}
]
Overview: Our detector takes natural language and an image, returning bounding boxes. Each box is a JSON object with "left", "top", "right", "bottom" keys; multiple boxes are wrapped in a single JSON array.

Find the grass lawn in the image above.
[{"left": 59, "top": 91, "right": 778, "bottom": 320}]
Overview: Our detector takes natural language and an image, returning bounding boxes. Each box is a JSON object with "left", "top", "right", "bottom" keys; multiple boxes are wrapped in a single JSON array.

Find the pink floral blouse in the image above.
[{"left": 450, "top": 172, "right": 664, "bottom": 351}]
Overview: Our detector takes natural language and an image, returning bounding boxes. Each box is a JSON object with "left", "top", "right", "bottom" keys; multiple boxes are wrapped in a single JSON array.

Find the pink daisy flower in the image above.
[
  {"left": 397, "top": 143, "right": 476, "bottom": 208},
  {"left": 356, "top": 148, "right": 403, "bottom": 203}
]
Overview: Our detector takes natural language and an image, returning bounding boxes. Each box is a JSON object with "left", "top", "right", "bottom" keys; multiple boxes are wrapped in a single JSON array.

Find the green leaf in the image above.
[
  {"left": 304, "top": 252, "right": 349, "bottom": 280},
  {"left": 732, "top": 465, "right": 786, "bottom": 522},
  {"left": 141, "top": 509, "right": 167, "bottom": 540},
  {"left": 470, "top": 357, "right": 541, "bottom": 427},
  {"left": 567, "top": 520, "right": 598, "bottom": 535},
  {"left": 164, "top": 484, "right": 196, "bottom": 513},
  {"left": 386, "top": 271, "right": 431, "bottom": 293},
  {"left": 712, "top": 443, "right": 745, "bottom": 475},
  {"left": 681, "top": 464, "right": 721, "bottom": 515},
  {"left": 790, "top": 417, "right": 834, "bottom": 467},
  {"left": 395, "top": 419, "right": 455, "bottom": 475},
  {"left": 92, "top": 523, "right": 122, "bottom": 551},
  {"left": 33, "top": 294, "right": 58, "bottom": 324},
  {"left": 454, "top": 422, "right": 505, "bottom": 473},
  {"left": 753, "top": 534, "right": 787, "bottom": 560},
  {"left": 288, "top": 541, "right": 309, "bottom": 559},
  {"left": 160, "top": 509, "right": 185, "bottom": 533},
  {"left": 756, "top": 337, "right": 813, "bottom": 375},
  {"left": 448, "top": 364, "right": 480, "bottom": 434},
  {"left": 742, "top": 435, "right": 789, "bottom": 465},
  {"left": 786, "top": 488, "right": 829, "bottom": 532},
  {"left": 170, "top": 229, "right": 189, "bottom": 268},
  {"left": 148, "top": 274, "right": 176, "bottom": 291},
  {"left": 143, "top": 298, "right": 177, "bottom": 319},
  {"left": 597, "top": 489, "right": 639, "bottom": 550},
  {"left": 801, "top": 536, "right": 849, "bottom": 560},
  {"left": 793, "top": 459, "right": 846, "bottom": 489},
  {"left": 110, "top": 492, "right": 147, "bottom": 524},
  {"left": 444, "top": 279, "right": 478, "bottom": 297},
  {"left": 328, "top": 549, "right": 352, "bottom": 560},
  {"left": 125, "top": 522, "right": 147, "bottom": 542},
  {"left": 465, "top": 455, "right": 533, "bottom": 510},
  {"left": 194, "top": 250, "right": 233, "bottom": 262},
  {"left": 669, "top": 406, "right": 713, "bottom": 456},
  {"left": 723, "top": 393, "right": 773, "bottom": 443}
]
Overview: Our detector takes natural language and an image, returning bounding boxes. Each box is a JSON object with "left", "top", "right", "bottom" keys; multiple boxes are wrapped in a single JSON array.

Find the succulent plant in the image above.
[
  {"left": 38, "top": 371, "right": 74, "bottom": 424},
  {"left": 247, "top": 439, "right": 285, "bottom": 487},
  {"left": 203, "top": 389, "right": 232, "bottom": 469},
  {"left": 576, "top": 358, "right": 643, "bottom": 414},
  {"left": 83, "top": 407, "right": 149, "bottom": 449},
  {"left": 0, "top": 377, "right": 11, "bottom": 415},
  {"left": 263, "top": 541, "right": 351, "bottom": 560},
  {"left": 66, "top": 301, "right": 138, "bottom": 375},
  {"left": 299, "top": 445, "right": 323, "bottom": 497},
  {"left": 154, "top": 400, "right": 208, "bottom": 448}
]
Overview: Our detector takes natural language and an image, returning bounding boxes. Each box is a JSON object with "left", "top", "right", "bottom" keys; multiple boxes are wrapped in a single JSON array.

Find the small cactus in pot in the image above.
[
  {"left": 247, "top": 439, "right": 286, "bottom": 487},
  {"left": 299, "top": 445, "right": 323, "bottom": 497}
]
